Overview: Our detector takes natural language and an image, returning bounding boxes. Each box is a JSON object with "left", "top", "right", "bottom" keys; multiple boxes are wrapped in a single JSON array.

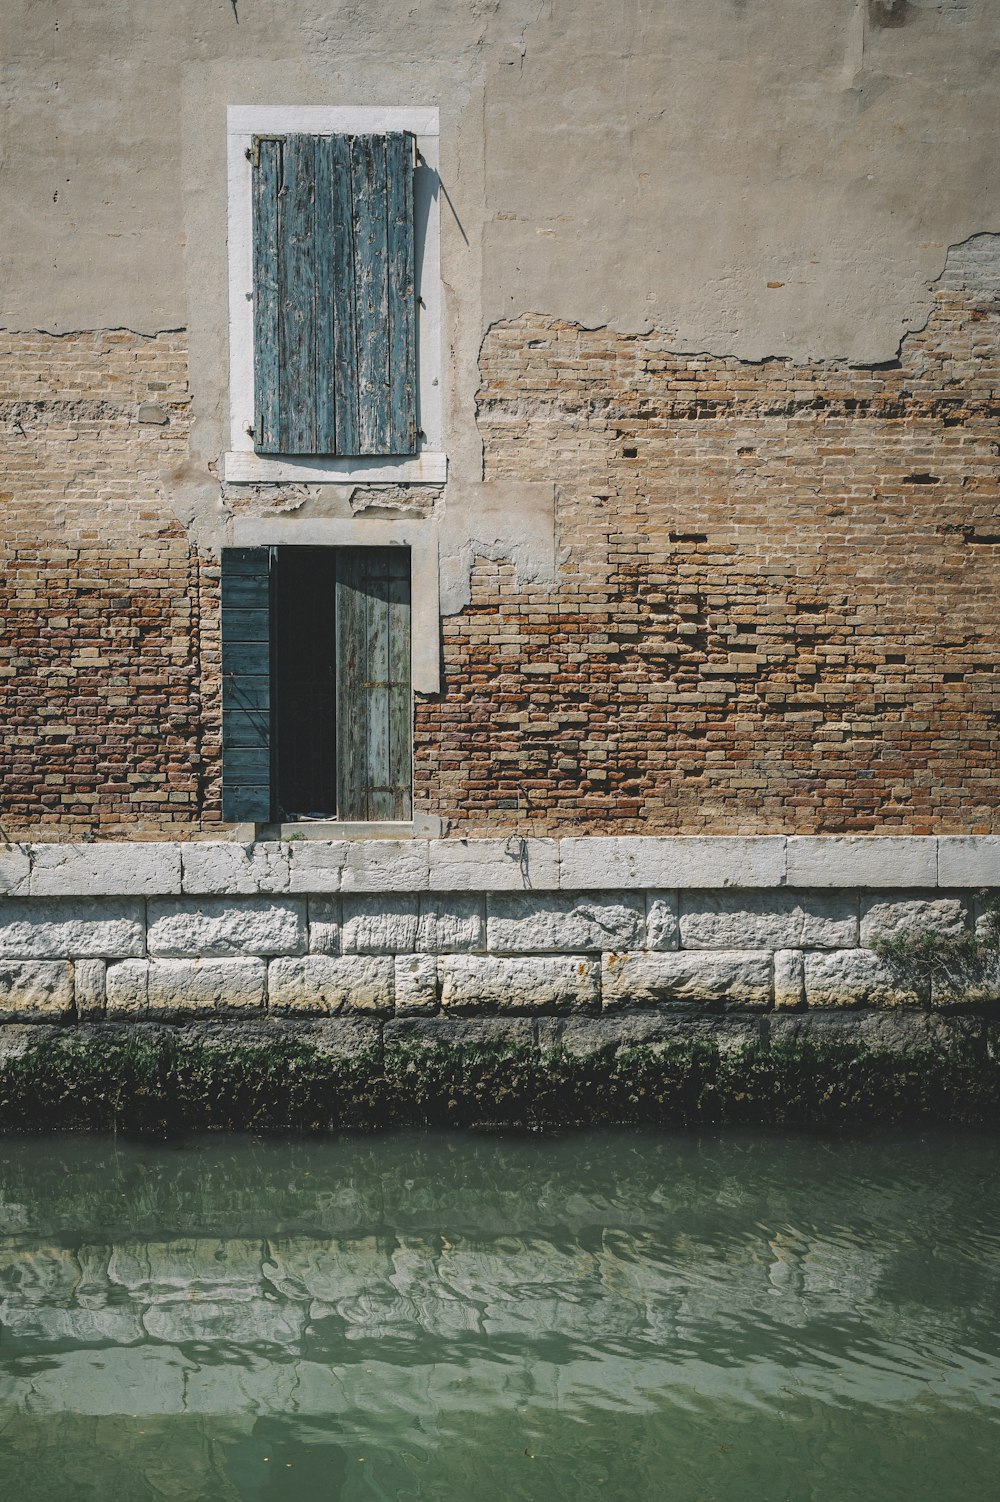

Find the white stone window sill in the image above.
[
  {"left": 240, "top": 817, "right": 444, "bottom": 842},
  {"left": 223, "top": 451, "right": 447, "bottom": 486}
]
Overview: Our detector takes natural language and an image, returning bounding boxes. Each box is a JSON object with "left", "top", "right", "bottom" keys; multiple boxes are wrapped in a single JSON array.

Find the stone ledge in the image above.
[
  {"left": 5, "top": 836, "right": 996, "bottom": 896},
  {"left": 786, "top": 837, "right": 937, "bottom": 888},
  {"left": 559, "top": 837, "right": 786, "bottom": 890}
]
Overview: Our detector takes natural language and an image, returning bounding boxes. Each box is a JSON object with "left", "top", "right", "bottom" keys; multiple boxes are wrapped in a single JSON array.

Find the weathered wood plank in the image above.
[
  {"left": 386, "top": 552, "right": 412, "bottom": 819},
  {"left": 386, "top": 132, "right": 417, "bottom": 455},
  {"left": 222, "top": 675, "right": 270, "bottom": 711},
  {"left": 222, "top": 746, "right": 272, "bottom": 779},
  {"left": 221, "top": 572, "right": 273, "bottom": 609},
  {"left": 366, "top": 550, "right": 392, "bottom": 820},
  {"left": 222, "top": 709, "right": 273, "bottom": 750},
  {"left": 351, "top": 135, "right": 391, "bottom": 455},
  {"left": 252, "top": 138, "right": 281, "bottom": 453},
  {"left": 221, "top": 609, "right": 270, "bottom": 644},
  {"left": 221, "top": 786, "right": 273, "bottom": 824},
  {"left": 278, "top": 134, "right": 318, "bottom": 453},
  {"left": 313, "top": 136, "right": 338, "bottom": 455},
  {"left": 335, "top": 549, "right": 371, "bottom": 820},
  {"left": 221, "top": 548, "right": 272, "bottom": 823},
  {"left": 330, "top": 133, "right": 360, "bottom": 457}
]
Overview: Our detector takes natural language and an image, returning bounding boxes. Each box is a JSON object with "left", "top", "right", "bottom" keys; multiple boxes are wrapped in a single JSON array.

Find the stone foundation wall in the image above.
[{"left": 0, "top": 836, "right": 996, "bottom": 1024}]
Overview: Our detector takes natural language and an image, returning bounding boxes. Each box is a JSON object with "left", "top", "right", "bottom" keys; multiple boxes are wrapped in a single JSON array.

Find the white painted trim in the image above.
[
  {"left": 226, "top": 105, "right": 443, "bottom": 483},
  {"left": 231, "top": 515, "right": 441, "bottom": 694},
  {"left": 223, "top": 451, "right": 447, "bottom": 485}
]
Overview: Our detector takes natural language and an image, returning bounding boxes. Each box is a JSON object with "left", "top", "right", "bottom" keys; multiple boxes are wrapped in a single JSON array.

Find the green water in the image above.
[{"left": 0, "top": 1132, "right": 997, "bottom": 1501}]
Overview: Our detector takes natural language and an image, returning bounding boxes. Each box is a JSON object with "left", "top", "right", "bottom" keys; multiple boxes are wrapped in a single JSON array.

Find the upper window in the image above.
[{"left": 226, "top": 107, "right": 443, "bottom": 485}]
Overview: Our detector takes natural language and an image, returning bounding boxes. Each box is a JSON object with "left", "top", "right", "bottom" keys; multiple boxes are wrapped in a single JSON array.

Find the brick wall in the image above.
[
  {"left": 1, "top": 236, "right": 998, "bottom": 838},
  {"left": 414, "top": 235, "right": 1000, "bottom": 835},
  {"left": 0, "top": 331, "right": 221, "bottom": 837}
]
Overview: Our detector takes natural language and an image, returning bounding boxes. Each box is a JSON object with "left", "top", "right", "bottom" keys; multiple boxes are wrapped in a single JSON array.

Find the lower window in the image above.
[{"left": 221, "top": 545, "right": 412, "bottom": 824}]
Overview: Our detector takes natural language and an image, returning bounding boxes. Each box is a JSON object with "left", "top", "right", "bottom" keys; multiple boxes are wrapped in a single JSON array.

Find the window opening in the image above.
[{"left": 221, "top": 545, "right": 412, "bottom": 824}]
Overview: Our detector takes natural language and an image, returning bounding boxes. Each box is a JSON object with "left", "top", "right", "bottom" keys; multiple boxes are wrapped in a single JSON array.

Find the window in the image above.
[
  {"left": 221, "top": 546, "right": 412, "bottom": 825},
  {"left": 226, "top": 107, "right": 443, "bottom": 485}
]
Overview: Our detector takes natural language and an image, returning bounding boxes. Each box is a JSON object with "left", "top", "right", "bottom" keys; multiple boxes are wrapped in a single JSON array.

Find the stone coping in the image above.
[{"left": 0, "top": 836, "right": 998, "bottom": 897}]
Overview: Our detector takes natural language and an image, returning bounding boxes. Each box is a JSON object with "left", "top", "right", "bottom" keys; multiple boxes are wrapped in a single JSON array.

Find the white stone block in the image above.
[
  {"left": 785, "top": 837, "right": 937, "bottom": 888},
  {"left": 0, "top": 846, "right": 30, "bottom": 895},
  {"left": 487, "top": 893, "right": 643, "bottom": 953},
  {"left": 106, "top": 959, "right": 266, "bottom": 1017},
  {"left": 146, "top": 898, "right": 306, "bottom": 957},
  {"left": 416, "top": 896, "right": 485, "bottom": 953},
  {"left": 601, "top": 950, "right": 773, "bottom": 1010},
  {"left": 395, "top": 955, "right": 438, "bottom": 1014},
  {"left": 288, "top": 841, "right": 350, "bottom": 893},
  {"left": 341, "top": 841, "right": 430, "bottom": 892},
  {"left": 0, "top": 959, "right": 73, "bottom": 1019},
  {"left": 181, "top": 842, "right": 290, "bottom": 894},
  {"left": 268, "top": 955, "right": 394, "bottom": 1015},
  {"left": 29, "top": 843, "right": 183, "bottom": 896},
  {"left": 439, "top": 954, "right": 600, "bottom": 1013},
  {"left": 342, "top": 895, "right": 419, "bottom": 953},
  {"left": 558, "top": 836, "right": 786, "bottom": 890},
  {"left": 74, "top": 959, "right": 106, "bottom": 1019},
  {"left": 0, "top": 899, "right": 145, "bottom": 958},
  {"left": 680, "top": 890, "right": 858, "bottom": 950},
  {"left": 803, "top": 950, "right": 926, "bottom": 1008},
  {"left": 773, "top": 949, "right": 805, "bottom": 1011},
  {"left": 937, "top": 836, "right": 1000, "bottom": 887},
  {"left": 307, "top": 897, "right": 340, "bottom": 954},
  {"left": 860, "top": 893, "right": 969, "bottom": 946},
  {"left": 646, "top": 892, "right": 680, "bottom": 950},
  {"left": 428, "top": 839, "right": 559, "bottom": 891}
]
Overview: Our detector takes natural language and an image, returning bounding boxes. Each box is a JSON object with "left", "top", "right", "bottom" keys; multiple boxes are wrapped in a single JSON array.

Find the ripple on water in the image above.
[{"left": 0, "top": 1129, "right": 998, "bottom": 1501}]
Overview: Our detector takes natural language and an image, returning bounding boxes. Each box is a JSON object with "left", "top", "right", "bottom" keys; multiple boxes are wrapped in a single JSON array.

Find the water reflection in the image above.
[{"left": 0, "top": 1132, "right": 998, "bottom": 1500}]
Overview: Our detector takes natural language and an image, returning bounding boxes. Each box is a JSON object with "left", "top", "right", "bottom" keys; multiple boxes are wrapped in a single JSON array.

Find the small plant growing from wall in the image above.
[{"left": 870, "top": 892, "right": 1000, "bottom": 982}]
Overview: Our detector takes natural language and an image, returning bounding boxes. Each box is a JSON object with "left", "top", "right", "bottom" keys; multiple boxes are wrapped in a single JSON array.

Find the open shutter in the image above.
[
  {"left": 336, "top": 548, "right": 411, "bottom": 821},
  {"left": 252, "top": 133, "right": 417, "bottom": 458},
  {"left": 221, "top": 548, "right": 273, "bottom": 823}
]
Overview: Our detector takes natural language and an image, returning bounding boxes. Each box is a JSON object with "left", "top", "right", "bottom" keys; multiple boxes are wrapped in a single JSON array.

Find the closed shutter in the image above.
[
  {"left": 221, "top": 548, "right": 273, "bottom": 823},
  {"left": 252, "top": 133, "right": 417, "bottom": 458},
  {"left": 335, "top": 548, "right": 412, "bottom": 821}
]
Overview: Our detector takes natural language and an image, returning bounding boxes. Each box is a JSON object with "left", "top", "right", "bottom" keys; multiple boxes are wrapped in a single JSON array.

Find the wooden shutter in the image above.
[
  {"left": 221, "top": 548, "right": 273, "bottom": 823},
  {"left": 252, "top": 133, "right": 417, "bottom": 458},
  {"left": 335, "top": 548, "right": 411, "bottom": 821}
]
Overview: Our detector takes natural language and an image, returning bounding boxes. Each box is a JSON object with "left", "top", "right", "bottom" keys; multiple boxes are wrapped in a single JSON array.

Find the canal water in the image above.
[{"left": 0, "top": 1131, "right": 997, "bottom": 1501}]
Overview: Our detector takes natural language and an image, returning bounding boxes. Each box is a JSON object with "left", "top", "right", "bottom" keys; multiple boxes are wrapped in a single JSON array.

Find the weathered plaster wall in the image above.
[
  {"left": 1, "top": 1, "right": 999, "bottom": 841},
  {"left": 2, "top": 0, "right": 1000, "bottom": 487}
]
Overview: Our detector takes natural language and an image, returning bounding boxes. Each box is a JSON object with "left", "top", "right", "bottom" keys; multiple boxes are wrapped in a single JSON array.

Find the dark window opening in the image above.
[
  {"left": 274, "top": 548, "right": 339, "bottom": 818},
  {"left": 221, "top": 545, "right": 412, "bottom": 825}
]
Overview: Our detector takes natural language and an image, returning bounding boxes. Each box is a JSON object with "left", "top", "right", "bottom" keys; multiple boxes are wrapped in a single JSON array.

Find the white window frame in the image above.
[{"left": 225, "top": 105, "right": 444, "bottom": 485}]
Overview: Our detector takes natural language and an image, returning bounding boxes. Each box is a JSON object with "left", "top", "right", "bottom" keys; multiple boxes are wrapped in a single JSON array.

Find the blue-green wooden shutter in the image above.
[
  {"left": 336, "top": 548, "right": 411, "bottom": 821},
  {"left": 252, "top": 133, "right": 417, "bottom": 457},
  {"left": 221, "top": 548, "right": 273, "bottom": 823}
]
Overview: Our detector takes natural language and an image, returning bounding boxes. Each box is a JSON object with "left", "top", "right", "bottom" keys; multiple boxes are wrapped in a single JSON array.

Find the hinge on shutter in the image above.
[{"left": 247, "top": 134, "right": 286, "bottom": 169}]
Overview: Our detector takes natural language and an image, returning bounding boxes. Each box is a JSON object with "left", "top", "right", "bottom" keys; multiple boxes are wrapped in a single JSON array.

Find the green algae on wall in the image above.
[{"left": 0, "top": 1014, "right": 997, "bottom": 1134}]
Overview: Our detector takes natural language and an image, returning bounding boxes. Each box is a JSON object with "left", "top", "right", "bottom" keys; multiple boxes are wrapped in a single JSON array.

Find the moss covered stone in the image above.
[{"left": 0, "top": 1011, "right": 996, "bottom": 1134}]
